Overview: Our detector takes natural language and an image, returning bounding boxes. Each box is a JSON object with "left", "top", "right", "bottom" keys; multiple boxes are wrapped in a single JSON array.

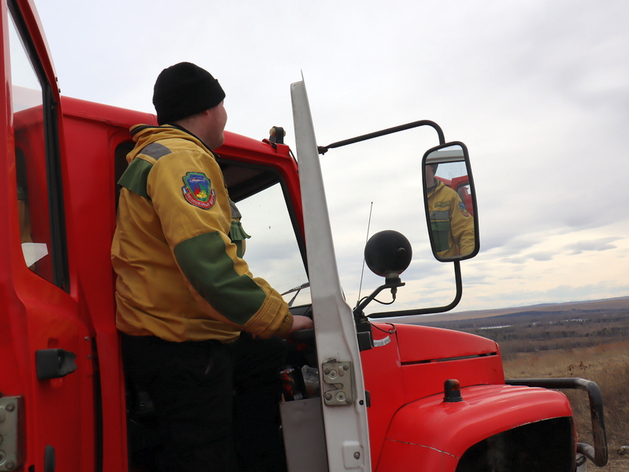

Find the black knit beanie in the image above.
[{"left": 153, "top": 62, "right": 226, "bottom": 125}]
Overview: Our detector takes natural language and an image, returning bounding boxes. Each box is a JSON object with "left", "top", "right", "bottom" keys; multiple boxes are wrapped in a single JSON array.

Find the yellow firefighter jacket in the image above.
[
  {"left": 111, "top": 125, "right": 292, "bottom": 343},
  {"left": 427, "top": 180, "right": 475, "bottom": 259}
]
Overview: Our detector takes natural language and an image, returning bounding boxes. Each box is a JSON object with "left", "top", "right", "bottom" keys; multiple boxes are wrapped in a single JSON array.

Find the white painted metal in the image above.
[
  {"left": 280, "top": 399, "right": 328, "bottom": 472},
  {"left": 291, "top": 79, "right": 371, "bottom": 472}
]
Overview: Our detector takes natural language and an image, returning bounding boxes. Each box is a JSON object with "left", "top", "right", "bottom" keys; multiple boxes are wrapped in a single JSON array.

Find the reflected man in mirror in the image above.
[{"left": 425, "top": 163, "right": 475, "bottom": 258}]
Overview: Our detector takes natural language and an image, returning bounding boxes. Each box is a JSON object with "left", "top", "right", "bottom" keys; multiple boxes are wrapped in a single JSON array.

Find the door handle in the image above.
[{"left": 36, "top": 349, "right": 78, "bottom": 380}]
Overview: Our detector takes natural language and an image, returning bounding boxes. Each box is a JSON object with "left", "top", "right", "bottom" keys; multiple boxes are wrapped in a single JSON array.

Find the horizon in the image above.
[{"left": 412, "top": 294, "right": 629, "bottom": 324}]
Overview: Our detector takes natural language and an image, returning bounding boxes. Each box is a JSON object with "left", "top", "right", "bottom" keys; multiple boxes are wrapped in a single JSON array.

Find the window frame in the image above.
[{"left": 9, "top": 0, "right": 69, "bottom": 291}]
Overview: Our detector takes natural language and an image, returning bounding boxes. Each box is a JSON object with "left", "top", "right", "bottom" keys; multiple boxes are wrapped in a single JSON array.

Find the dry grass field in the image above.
[{"left": 503, "top": 341, "right": 629, "bottom": 472}]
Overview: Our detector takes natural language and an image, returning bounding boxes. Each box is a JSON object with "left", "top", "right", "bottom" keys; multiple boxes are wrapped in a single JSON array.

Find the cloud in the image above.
[
  {"left": 565, "top": 237, "right": 621, "bottom": 255},
  {"left": 528, "top": 252, "right": 555, "bottom": 262}
]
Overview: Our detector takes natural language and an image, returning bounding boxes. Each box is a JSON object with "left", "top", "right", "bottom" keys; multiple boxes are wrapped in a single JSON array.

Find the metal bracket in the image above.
[
  {"left": 0, "top": 396, "right": 22, "bottom": 471},
  {"left": 506, "top": 377, "right": 608, "bottom": 467},
  {"left": 322, "top": 361, "right": 353, "bottom": 406}
]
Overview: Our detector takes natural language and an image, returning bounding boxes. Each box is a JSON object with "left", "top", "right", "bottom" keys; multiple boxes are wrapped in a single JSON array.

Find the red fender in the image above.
[{"left": 375, "top": 384, "right": 573, "bottom": 471}]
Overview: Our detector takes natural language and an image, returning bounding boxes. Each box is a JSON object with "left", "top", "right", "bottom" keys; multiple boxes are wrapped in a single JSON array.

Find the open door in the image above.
[
  {"left": 0, "top": 2, "right": 97, "bottom": 470},
  {"left": 291, "top": 79, "right": 371, "bottom": 472}
]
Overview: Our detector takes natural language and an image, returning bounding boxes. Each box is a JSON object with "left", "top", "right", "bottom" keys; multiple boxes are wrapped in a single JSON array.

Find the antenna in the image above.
[{"left": 356, "top": 202, "right": 374, "bottom": 306}]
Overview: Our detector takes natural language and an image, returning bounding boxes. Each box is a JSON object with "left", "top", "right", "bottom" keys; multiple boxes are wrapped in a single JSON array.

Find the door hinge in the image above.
[
  {"left": 0, "top": 396, "right": 22, "bottom": 471},
  {"left": 322, "top": 361, "right": 353, "bottom": 406}
]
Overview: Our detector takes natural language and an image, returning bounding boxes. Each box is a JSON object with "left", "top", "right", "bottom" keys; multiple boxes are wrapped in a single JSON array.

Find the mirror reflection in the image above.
[{"left": 423, "top": 144, "right": 478, "bottom": 261}]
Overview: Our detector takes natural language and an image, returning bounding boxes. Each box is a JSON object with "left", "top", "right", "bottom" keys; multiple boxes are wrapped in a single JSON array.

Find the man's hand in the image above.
[{"left": 287, "top": 315, "right": 314, "bottom": 336}]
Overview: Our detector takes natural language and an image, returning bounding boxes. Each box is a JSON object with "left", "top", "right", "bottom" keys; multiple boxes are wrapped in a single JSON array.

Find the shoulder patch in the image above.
[
  {"left": 459, "top": 201, "right": 470, "bottom": 217},
  {"left": 181, "top": 172, "right": 216, "bottom": 209}
]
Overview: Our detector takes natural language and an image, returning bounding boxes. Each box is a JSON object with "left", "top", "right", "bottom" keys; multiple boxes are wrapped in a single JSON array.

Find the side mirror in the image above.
[{"left": 422, "top": 142, "right": 479, "bottom": 262}]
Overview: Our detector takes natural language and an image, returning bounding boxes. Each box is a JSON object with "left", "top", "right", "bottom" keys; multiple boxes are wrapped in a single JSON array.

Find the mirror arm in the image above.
[
  {"left": 368, "top": 261, "right": 463, "bottom": 319},
  {"left": 353, "top": 279, "right": 406, "bottom": 322},
  {"left": 318, "top": 120, "right": 445, "bottom": 155},
  {"left": 353, "top": 279, "right": 405, "bottom": 352},
  {"left": 353, "top": 279, "right": 406, "bottom": 320}
]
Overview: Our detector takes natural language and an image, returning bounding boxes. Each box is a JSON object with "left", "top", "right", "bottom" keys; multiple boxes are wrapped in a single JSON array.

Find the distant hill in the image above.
[
  {"left": 420, "top": 296, "right": 629, "bottom": 324},
  {"left": 419, "top": 295, "right": 629, "bottom": 357}
]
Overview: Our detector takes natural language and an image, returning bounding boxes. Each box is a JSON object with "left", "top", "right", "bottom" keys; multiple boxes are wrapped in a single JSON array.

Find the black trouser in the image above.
[{"left": 121, "top": 333, "right": 291, "bottom": 472}]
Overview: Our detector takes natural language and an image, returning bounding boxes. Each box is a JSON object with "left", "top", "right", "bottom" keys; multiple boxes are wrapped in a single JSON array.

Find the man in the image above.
[
  {"left": 425, "top": 163, "right": 475, "bottom": 258},
  {"left": 112, "top": 62, "right": 312, "bottom": 471}
]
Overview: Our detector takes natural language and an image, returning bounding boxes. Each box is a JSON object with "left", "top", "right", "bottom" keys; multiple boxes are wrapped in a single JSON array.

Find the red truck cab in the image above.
[{"left": 0, "top": 1, "right": 607, "bottom": 471}]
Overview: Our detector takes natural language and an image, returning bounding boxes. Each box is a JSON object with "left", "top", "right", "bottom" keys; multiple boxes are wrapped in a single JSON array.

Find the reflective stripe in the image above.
[
  {"left": 229, "top": 199, "right": 242, "bottom": 219},
  {"left": 430, "top": 210, "right": 450, "bottom": 221},
  {"left": 139, "top": 142, "right": 172, "bottom": 160}
]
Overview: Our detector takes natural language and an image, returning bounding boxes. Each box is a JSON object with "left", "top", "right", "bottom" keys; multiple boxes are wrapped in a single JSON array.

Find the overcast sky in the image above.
[{"left": 36, "top": 0, "right": 629, "bottom": 315}]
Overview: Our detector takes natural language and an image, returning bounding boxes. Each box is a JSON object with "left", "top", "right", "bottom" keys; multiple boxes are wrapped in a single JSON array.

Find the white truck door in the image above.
[{"left": 291, "top": 79, "right": 371, "bottom": 472}]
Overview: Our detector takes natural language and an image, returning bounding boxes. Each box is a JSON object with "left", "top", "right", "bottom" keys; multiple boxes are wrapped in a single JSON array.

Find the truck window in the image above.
[
  {"left": 9, "top": 8, "right": 68, "bottom": 289},
  {"left": 233, "top": 181, "right": 310, "bottom": 307}
]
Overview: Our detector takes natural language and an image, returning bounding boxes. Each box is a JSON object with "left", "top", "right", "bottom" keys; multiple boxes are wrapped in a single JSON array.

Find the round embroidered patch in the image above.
[
  {"left": 459, "top": 201, "right": 470, "bottom": 217},
  {"left": 181, "top": 172, "right": 216, "bottom": 209}
]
